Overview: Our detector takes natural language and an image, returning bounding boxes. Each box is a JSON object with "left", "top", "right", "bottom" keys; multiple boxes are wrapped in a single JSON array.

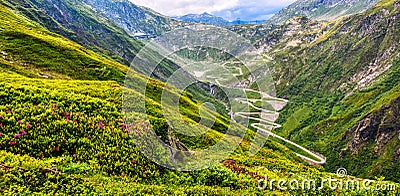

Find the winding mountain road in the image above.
[{"left": 234, "top": 90, "right": 326, "bottom": 165}]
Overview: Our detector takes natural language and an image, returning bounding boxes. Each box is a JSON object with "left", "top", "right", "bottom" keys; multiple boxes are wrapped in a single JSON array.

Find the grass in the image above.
[
  {"left": 2, "top": 70, "right": 385, "bottom": 195},
  {"left": 0, "top": 2, "right": 127, "bottom": 82}
]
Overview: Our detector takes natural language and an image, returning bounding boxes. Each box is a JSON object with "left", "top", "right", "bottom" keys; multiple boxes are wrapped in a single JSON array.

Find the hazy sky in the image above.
[{"left": 130, "top": 0, "right": 297, "bottom": 21}]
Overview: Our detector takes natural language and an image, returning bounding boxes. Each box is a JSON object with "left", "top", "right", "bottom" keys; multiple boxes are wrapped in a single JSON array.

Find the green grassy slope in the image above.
[
  {"left": 2, "top": 69, "right": 397, "bottom": 195},
  {"left": 3, "top": 0, "right": 143, "bottom": 66},
  {"left": 0, "top": 0, "right": 399, "bottom": 194},
  {"left": 0, "top": 2, "right": 335, "bottom": 195},
  {"left": 0, "top": 2, "right": 127, "bottom": 82}
]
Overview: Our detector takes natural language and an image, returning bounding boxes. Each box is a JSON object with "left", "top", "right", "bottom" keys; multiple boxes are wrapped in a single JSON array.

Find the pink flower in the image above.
[
  {"left": 131, "top": 160, "right": 136, "bottom": 164},
  {"left": 100, "top": 154, "right": 103, "bottom": 159},
  {"left": 17, "top": 120, "right": 21, "bottom": 125},
  {"left": 0, "top": 133, "right": 3, "bottom": 137},
  {"left": 121, "top": 174, "right": 125, "bottom": 178},
  {"left": 10, "top": 141, "right": 15, "bottom": 146},
  {"left": 73, "top": 120, "right": 77, "bottom": 123},
  {"left": 98, "top": 122, "right": 104, "bottom": 130},
  {"left": 37, "top": 122, "right": 41, "bottom": 126},
  {"left": 0, "top": 115, "right": 2, "bottom": 119},
  {"left": 26, "top": 123, "right": 31, "bottom": 129},
  {"left": 0, "top": 123, "right": 2, "bottom": 127},
  {"left": 55, "top": 146, "right": 59, "bottom": 151},
  {"left": 14, "top": 133, "right": 21, "bottom": 139},
  {"left": 86, "top": 136, "right": 91, "bottom": 139},
  {"left": 66, "top": 119, "right": 70, "bottom": 123},
  {"left": 21, "top": 130, "right": 27, "bottom": 135}
]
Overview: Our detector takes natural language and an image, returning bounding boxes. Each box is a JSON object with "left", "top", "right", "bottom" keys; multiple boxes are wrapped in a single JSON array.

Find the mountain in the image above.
[
  {"left": 260, "top": 0, "right": 400, "bottom": 182},
  {"left": 1, "top": 0, "right": 400, "bottom": 194},
  {"left": 176, "top": 13, "right": 266, "bottom": 26},
  {"left": 229, "top": 19, "right": 267, "bottom": 25},
  {"left": 175, "top": 12, "right": 230, "bottom": 26},
  {"left": 4, "top": 0, "right": 190, "bottom": 81},
  {"left": 0, "top": 2, "right": 370, "bottom": 194},
  {"left": 81, "top": 0, "right": 188, "bottom": 35},
  {"left": 267, "top": 0, "right": 380, "bottom": 24}
]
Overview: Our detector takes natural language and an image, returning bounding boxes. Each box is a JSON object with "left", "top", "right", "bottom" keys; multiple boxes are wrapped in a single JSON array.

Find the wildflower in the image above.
[
  {"left": 73, "top": 120, "right": 77, "bottom": 123},
  {"left": 100, "top": 154, "right": 103, "bottom": 159},
  {"left": 17, "top": 120, "right": 21, "bottom": 125},
  {"left": 86, "top": 136, "right": 91, "bottom": 139},
  {"left": 10, "top": 141, "right": 15, "bottom": 146},
  {"left": 21, "top": 130, "right": 27, "bottom": 135},
  {"left": 0, "top": 116, "right": 2, "bottom": 119},
  {"left": 121, "top": 173, "right": 125, "bottom": 178},
  {"left": 98, "top": 122, "right": 104, "bottom": 130},
  {"left": 0, "top": 133, "right": 3, "bottom": 137},
  {"left": 55, "top": 146, "right": 59, "bottom": 151},
  {"left": 0, "top": 123, "right": 2, "bottom": 127},
  {"left": 26, "top": 123, "right": 31, "bottom": 129},
  {"left": 131, "top": 160, "right": 136, "bottom": 164},
  {"left": 14, "top": 133, "right": 21, "bottom": 138}
]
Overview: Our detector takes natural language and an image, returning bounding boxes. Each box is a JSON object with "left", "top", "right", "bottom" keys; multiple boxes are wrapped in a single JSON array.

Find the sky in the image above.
[{"left": 130, "top": 0, "right": 297, "bottom": 21}]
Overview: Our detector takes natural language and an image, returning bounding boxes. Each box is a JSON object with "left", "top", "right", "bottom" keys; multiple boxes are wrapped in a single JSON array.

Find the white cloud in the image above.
[
  {"left": 131, "top": 0, "right": 239, "bottom": 16},
  {"left": 130, "top": 0, "right": 297, "bottom": 21}
]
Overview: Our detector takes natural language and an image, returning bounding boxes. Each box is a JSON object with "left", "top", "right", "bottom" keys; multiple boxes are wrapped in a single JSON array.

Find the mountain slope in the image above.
[
  {"left": 4, "top": 0, "right": 143, "bottom": 66},
  {"left": 268, "top": 0, "right": 379, "bottom": 24},
  {"left": 82, "top": 0, "right": 187, "bottom": 35},
  {"left": 265, "top": 0, "right": 400, "bottom": 182},
  {"left": 0, "top": 2, "right": 127, "bottom": 82}
]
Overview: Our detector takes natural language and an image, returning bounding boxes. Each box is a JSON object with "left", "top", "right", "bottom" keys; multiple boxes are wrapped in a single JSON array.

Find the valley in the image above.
[{"left": 1, "top": 0, "right": 400, "bottom": 195}]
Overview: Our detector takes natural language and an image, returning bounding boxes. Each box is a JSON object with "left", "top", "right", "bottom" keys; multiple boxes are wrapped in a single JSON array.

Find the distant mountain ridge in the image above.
[
  {"left": 267, "top": 0, "right": 380, "bottom": 24},
  {"left": 175, "top": 12, "right": 230, "bottom": 26},
  {"left": 175, "top": 13, "right": 266, "bottom": 26}
]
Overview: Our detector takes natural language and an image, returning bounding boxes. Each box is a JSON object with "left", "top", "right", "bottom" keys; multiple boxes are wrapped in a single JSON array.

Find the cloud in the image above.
[
  {"left": 130, "top": 0, "right": 297, "bottom": 21},
  {"left": 131, "top": 0, "right": 239, "bottom": 16}
]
